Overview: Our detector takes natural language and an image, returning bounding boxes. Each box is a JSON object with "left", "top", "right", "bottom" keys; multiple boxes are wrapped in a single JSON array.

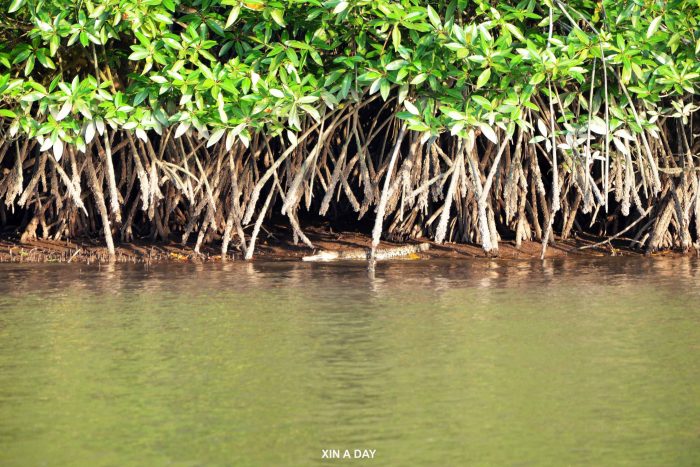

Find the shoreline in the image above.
[{"left": 1, "top": 226, "right": 695, "bottom": 264}]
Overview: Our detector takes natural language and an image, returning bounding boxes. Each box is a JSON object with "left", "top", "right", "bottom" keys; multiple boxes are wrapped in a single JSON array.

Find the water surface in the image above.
[{"left": 1, "top": 259, "right": 699, "bottom": 466}]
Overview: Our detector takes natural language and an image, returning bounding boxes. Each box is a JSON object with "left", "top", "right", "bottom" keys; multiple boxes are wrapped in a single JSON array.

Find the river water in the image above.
[{"left": 0, "top": 259, "right": 699, "bottom": 466}]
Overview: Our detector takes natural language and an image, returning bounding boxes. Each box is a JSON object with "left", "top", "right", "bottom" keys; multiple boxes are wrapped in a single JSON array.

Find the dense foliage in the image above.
[{"left": 1, "top": 0, "right": 699, "bottom": 259}]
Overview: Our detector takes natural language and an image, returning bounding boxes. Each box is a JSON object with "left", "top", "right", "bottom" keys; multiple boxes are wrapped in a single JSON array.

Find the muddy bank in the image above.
[{"left": 1, "top": 225, "right": 694, "bottom": 264}]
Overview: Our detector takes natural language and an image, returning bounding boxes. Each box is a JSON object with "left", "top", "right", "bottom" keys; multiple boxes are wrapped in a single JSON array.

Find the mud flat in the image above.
[{"left": 1, "top": 225, "right": 693, "bottom": 264}]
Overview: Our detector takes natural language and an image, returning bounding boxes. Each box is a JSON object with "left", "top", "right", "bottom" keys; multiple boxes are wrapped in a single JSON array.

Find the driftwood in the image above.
[{"left": 302, "top": 243, "right": 430, "bottom": 262}]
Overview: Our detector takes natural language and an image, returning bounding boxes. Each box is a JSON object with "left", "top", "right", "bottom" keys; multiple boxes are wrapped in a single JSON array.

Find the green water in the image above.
[{"left": 0, "top": 259, "right": 699, "bottom": 466}]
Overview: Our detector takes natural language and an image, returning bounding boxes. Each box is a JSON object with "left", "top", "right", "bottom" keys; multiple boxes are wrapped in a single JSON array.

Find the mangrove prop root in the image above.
[{"left": 0, "top": 100, "right": 698, "bottom": 260}]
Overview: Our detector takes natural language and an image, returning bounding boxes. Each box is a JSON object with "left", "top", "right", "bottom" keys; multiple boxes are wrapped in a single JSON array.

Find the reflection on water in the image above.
[{"left": 0, "top": 259, "right": 699, "bottom": 466}]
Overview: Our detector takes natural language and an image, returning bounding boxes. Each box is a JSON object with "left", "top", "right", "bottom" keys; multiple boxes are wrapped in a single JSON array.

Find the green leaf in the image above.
[
  {"left": 297, "top": 95, "right": 319, "bottom": 104},
  {"left": 529, "top": 72, "right": 545, "bottom": 85},
  {"left": 504, "top": 23, "right": 524, "bottom": 41},
  {"left": 397, "top": 84, "right": 408, "bottom": 103},
  {"left": 392, "top": 26, "right": 401, "bottom": 51},
  {"left": 21, "top": 92, "right": 45, "bottom": 102},
  {"left": 299, "top": 104, "right": 321, "bottom": 122},
  {"left": 333, "top": 1, "right": 349, "bottom": 14},
  {"left": 136, "top": 128, "right": 148, "bottom": 142},
  {"left": 386, "top": 60, "right": 406, "bottom": 71},
  {"left": 404, "top": 100, "right": 419, "bottom": 115},
  {"left": 449, "top": 121, "right": 465, "bottom": 136},
  {"left": 476, "top": 68, "right": 491, "bottom": 89},
  {"left": 239, "top": 130, "right": 250, "bottom": 148},
  {"left": 411, "top": 73, "right": 427, "bottom": 85},
  {"left": 36, "top": 50, "right": 55, "bottom": 69},
  {"left": 471, "top": 95, "right": 492, "bottom": 110},
  {"left": 427, "top": 5, "right": 441, "bottom": 29},
  {"left": 310, "top": 49, "right": 323, "bottom": 66},
  {"left": 56, "top": 100, "right": 71, "bottom": 121},
  {"left": 478, "top": 123, "right": 498, "bottom": 144},
  {"left": 647, "top": 16, "right": 662, "bottom": 38},
  {"left": 340, "top": 74, "right": 352, "bottom": 99},
  {"left": 226, "top": 6, "right": 241, "bottom": 28},
  {"left": 206, "top": 19, "right": 225, "bottom": 37},
  {"left": 8, "top": 0, "right": 26, "bottom": 13},
  {"left": 589, "top": 116, "right": 607, "bottom": 135},
  {"left": 175, "top": 122, "right": 190, "bottom": 139},
  {"left": 286, "top": 40, "right": 311, "bottom": 50},
  {"left": 129, "top": 49, "right": 149, "bottom": 61},
  {"left": 12, "top": 49, "right": 31, "bottom": 64},
  {"left": 380, "top": 79, "right": 391, "bottom": 101},
  {"left": 0, "top": 109, "right": 17, "bottom": 118},
  {"left": 270, "top": 9, "right": 286, "bottom": 27},
  {"left": 53, "top": 140, "right": 64, "bottom": 161},
  {"left": 154, "top": 13, "right": 173, "bottom": 25},
  {"left": 207, "top": 128, "right": 226, "bottom": 147},
  {"left": 441, "top": 106, "right": 464, "bottom": 120},
  {"left": 369, "top": 78, "right": 381, "bottom": 96},
  {"left": 24, "top": 55, "right": 35, "bottom": 76}
]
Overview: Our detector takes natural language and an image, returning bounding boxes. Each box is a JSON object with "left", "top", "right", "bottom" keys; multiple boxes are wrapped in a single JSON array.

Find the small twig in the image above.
[
  {"left": 579, "top": 206, "right": 653, "bottom": 250},
  {"left": 67, "top": 248, "right": 81, "bottom": 263}
]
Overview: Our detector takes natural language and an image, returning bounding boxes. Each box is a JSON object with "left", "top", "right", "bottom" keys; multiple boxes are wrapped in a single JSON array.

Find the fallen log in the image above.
[{"left": 302, "top": 242, "right": 430, "bottom": 262}]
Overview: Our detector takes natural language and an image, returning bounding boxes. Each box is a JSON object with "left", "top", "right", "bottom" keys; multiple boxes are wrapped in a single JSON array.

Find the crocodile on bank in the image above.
[{"left": 302, "top": 243, "right": 430, "bottom": 262}]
